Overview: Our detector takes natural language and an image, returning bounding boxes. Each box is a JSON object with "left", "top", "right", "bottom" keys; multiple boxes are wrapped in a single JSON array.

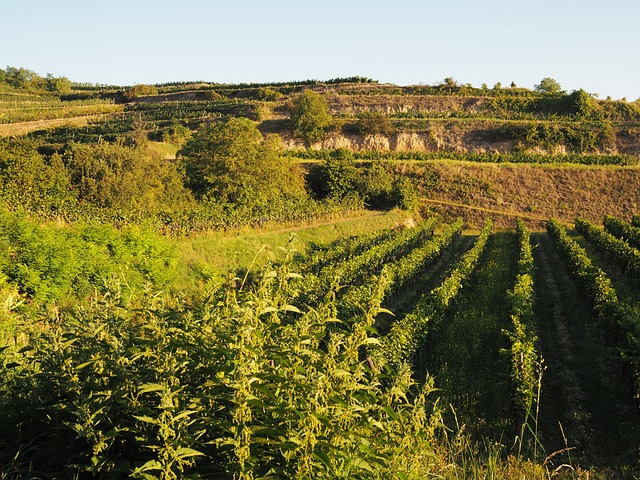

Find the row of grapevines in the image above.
[
  {"left": 302, "top": 226, "right": 394, "bottom": 274},
  {"left": 547, "top": 219, "right": 640, "bottom": 396},
  {"left": 575, "top": 217, "right": 640, "bottom": 283},
  {"left": 0, "top": 102, "right": 121, "bottom": 124},
  {"left": 338, "top": 218, "right": 464, "bottom": 318},
  {"left": 604, "top": 214, "right": 640, "bottom": 251},
  {"left": 315, "top": 217, "right": 437, "bottom": 293},
  {"left": 377, "top": 218, "right": 493, "bottom": 370},
  {"left": 504, "top": 219, "right": 537, "bottom": 431}
]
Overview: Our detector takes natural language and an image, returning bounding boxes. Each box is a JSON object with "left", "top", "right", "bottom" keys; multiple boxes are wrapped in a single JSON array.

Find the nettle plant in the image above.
[{"left": 0, "top": 262, "right": 445, "bottom": 479}]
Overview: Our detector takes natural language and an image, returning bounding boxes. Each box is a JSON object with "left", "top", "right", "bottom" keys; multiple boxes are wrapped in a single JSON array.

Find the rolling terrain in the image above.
[{"left": 0, "top": 73, "right": 639, "bottom": 478}]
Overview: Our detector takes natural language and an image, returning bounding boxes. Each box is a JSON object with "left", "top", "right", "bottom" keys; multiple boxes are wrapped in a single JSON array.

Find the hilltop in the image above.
[{"left": 1, "top": 70, "right": 639, "bottom": 228}]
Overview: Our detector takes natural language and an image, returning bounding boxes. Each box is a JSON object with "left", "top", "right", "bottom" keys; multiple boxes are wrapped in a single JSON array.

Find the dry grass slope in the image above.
[{"left": 397, "top": 161, "right": 640, "bottom": 228}]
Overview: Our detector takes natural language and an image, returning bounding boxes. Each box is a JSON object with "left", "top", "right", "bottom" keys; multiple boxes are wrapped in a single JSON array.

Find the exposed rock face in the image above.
[
  {"left": 275, "top": 91, "right": 640, "bottom": 155},
  {"left": 282, "top": 131, "right": 516, "bottom": 154}
]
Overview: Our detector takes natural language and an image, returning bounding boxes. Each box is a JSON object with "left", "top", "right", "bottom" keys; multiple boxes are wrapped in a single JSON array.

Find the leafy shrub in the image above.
[
  {"left": 0, "top": 267, "right": 444, "bottom": 478},
  {"left": 0, "top": 210, "right": 177, "bottom": 305},
  {"left": 0, "top": 138, "right": 75, "bottom": 213},
  {"left": 122, "top": 84, "right": 159, "bottom": 101},
  {"left": 178, "top": 117, "right": 306, "bottom": 206},
  {"left": 355, "top": 111, "right": 395, "bottom": 137},
  {"left": 290, "top": 90, "right": 332, "bottom": 144},
  {"left": 390, "top": 177, "right": 419, "bottom": 211}
]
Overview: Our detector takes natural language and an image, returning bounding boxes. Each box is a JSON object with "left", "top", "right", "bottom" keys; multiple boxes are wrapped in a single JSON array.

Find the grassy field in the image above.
[{"left": 172, "top": 209, "right": 409, "bottom": 292}]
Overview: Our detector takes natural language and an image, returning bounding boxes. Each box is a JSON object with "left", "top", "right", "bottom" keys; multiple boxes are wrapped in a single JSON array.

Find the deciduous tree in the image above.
[
  {"left": 290, "top": 90, "right": 332, "bottom": 145},
  {"left": 178, "top": 118, "right": 305, "bottom": 205},
  {"left": 534, "top": 77, "right": 563, "bottom": 95}
]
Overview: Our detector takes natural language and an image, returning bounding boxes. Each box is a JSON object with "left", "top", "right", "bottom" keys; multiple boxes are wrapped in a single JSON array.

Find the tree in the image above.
[
  {"left": 567, "top": 89, "right": 597, "bottom": 118},
  {"left": 122, "top": 84, "right": 159, "bottom": 101},
  {"left": 306, "top": 149, "right": 359, "bottom": 200},
  {"left": 290, "top": 90, "right": 332, "bottom": 144},
  {"left": 390, "top": 177, "right": 419, "bottom": 211},
  {"left": 535, "top": 77, "right": 563, "bottom": 95},
  {"left": 178, "top": 118, "right": 305, "bottom": 205},
  {"left": 0, "top": 138, "right": 74, "bottom": 211},
  {"left": 4, "top": 66, "right": 38, "bottom": 90},
  {"left": 45, "top": 74, "right": 72, "bottom": 93},
  {"left": 64, "top": 142, "right": 190, "bottom": 210}
]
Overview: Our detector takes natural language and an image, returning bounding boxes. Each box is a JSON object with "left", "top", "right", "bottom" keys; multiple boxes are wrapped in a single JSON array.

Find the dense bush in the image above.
[
  {"left": 64, "top": 142, "right": 191, "bottom": 211},
  {"left": 0, "top": 209, "right": 177, "bottom": 305},
  {"left": 0, "top": 266, "right": 444, "bottom": 479},
  {"left": 355, "top": 111, "right": 395, "bottom": 136},
  {"left": 0, "top": 138, "right": 75, "bottom": 213},
  {"left": 290, "top": 90, "right": 333, "bottom": 144},
  {"left": 178, "top": 117, "right": 306, "bottom": 206}
]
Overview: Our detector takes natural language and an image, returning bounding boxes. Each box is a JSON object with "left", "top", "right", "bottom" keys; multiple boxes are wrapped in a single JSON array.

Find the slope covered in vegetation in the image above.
[{"left": 1, "top": 68, "right": 640, "bottom": 478}]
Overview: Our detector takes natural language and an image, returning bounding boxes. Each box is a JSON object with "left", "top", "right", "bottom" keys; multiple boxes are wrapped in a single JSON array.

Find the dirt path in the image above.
[
  {"left": 422, "top": 197, "right": 549, "bottom": 222},
  {"left": 0, "top": 114, "right": 111, "bottom": 136},
  {"left": 532, "top": 232, "right": 640, "bottom": 468}
]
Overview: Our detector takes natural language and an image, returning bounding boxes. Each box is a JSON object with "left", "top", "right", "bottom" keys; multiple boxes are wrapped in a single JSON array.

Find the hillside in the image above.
[
  {"left": 2, "top": 73, "right": 640, "bottom": 478},
  {"left": 3, "top": 78, "right": 640, "bottom": 157},
  {"left": 1, "top": 75, "right": 639, "bottom": 230},
  {"left": 402, "top": 160, "right": 640, "bottom": 228}
]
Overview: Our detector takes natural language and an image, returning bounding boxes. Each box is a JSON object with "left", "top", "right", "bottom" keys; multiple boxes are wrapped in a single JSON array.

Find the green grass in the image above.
[{"left": 172, "top": 209, "right": 409, "bottom": 292}]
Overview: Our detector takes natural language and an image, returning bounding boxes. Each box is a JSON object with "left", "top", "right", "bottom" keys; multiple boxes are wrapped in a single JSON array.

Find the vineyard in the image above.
[
  {"left": 0, "top": 71, "right": 639, "bottom": 478},
  {"left": 1, "top": 211, "right": 640, "bottom": 479}
]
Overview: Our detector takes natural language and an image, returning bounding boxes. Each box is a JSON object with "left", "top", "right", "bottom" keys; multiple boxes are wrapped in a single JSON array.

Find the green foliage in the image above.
[
  {"left": 307, "top": 155, "right": 419, "bottom": 210},
  {"left": 534, "top": 77, "right": 563, "bottom": 95},
  {"left": 290, "top": 90, "right": 333, "bottom": 144},
  {"left": 0, "top": 98, "right": 120, "bottom": 124},
  {"left": 123, "top": 84, "right": 159, "bottom": 101},
  {"left": 504, "top": 219, "right": 537, "bottom": 433},
  {"left": 200, "top": 89, "right": 224, "bottom": 101},
  {"left": 355, "top": 111, "right": 395, "bottom": 137},
  {"left": 338, "top": 218, "right": 463, "bottom": 318},
  {"left": 575, "top": 217, "right": 640, "bottom": 283},
  {"left": 0, "top": 138, "right": 74, "bottom": 212},
  {"left": 547, "top": 219, "right": 640, "bottom": 396},
  {"left": 258, "top": 86, "right": 283, "bottom": 101},
  {"left": 285, "top": 148, "right": 639, "bottom": 166},
  {"left": 390, "top": 177, "right": 419, "bottom": 211},
  {"left": 154, "top": 121, "right": 191, "bottom": 145},
  {"left": 509, "top": 121, "right": 616, "bottom": 154},
  {"left": 64, "top": 142, "right": 190, "bottom": 211},
  {"left": 304, "top": 218, "right": 438, "bottom": 305},
  {"left": 178, "top": 117, "right": 305, "bottom": 206},
  {"left": 603, "top": 214, "right": 640, "bottom": 251},
  {"left": 307, "top": 149, "right": 359, "bottom": 200},
  {"left": 379, "top": 218, "right": 493, "bottom": 369},
  {"left": 45, "top": 73, "right": 72, "bottom": 93},
  {"left": 567, "top": 89, "right": 598, "bottom": 118},
  {"left": 0, "top": 209, "right": 177, "bottom": 304},
  {"left": 359, "top": 162, "right": 395, "bottom": 209},
  {"left": 0, "top": 266, "right": 443, "bottom": 478},
  {"left": 0, "top": 66, "right": 77, "bottom": 93},
  {"left": 2, "top": 66, "right": 39, "bottom": 90}
]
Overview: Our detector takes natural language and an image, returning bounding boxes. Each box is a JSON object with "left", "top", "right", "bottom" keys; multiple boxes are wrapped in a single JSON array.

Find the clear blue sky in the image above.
[{"left": 2, "top": 0, "right": 638, "bottom": 100}]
